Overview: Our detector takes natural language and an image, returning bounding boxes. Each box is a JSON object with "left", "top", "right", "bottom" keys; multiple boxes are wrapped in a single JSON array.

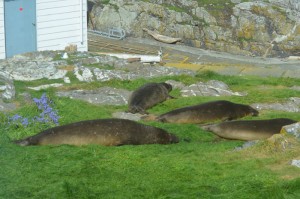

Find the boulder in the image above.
[
  {"left": 180, "top": 80, "right": 246, "bottom": 97},
  {"left": 56, "top": 87, "right": 132, "bottom": 105},
  {"left": 281, "top": 122, "right": 300, "bottom": 139},
  {"left": 112, "top": 111, "right": 144, "bottom": 121},
  {"left": 0, "top": 71, "right": 15, "bottom": 100},
  {"left": 251, "top": 97, "right": 300, "bottom": 112}
]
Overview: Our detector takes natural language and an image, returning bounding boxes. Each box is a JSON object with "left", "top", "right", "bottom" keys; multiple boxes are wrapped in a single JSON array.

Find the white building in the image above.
[{"left": 0, "top": 0, "right": 87, "bottom": 59}]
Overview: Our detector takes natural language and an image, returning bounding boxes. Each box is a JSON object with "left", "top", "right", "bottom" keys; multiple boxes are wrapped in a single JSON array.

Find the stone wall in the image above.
[{"left": 89, "top": 0, "right": 300, "bottom": 57}]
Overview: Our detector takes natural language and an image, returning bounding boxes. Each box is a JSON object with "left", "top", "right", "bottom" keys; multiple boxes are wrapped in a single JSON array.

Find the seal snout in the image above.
[
  {"left": 249, "top": 107, "right": 259, "bottom": 116},
  {"left": 200, "top": 124, "right": 212, "bottom": 131},
  {"left": 169, "top": 134, "right": 179, "bottom": 143},
  {"left": 162, "top": 82, "right": 173, "bottom": 92},
  {"left": 251, "top": 109, "right": 259, "bottom": 116}
]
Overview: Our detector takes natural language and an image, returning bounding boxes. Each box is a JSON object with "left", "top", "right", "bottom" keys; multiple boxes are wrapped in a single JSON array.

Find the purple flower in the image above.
[
  {"left": 34, "top": 116, "right": 45, "bottom": 123},
  {"left": 11, "top": 114, "right": 22, "bottom": 121},
  {"left": 49, "top": 111, "right": 59, "bottom": 125},
  {"left": 8, "top": 93, "right": 60, "bottom": 128},
  {"left": 32, "top": 93, "right": 60, "bottom": 125},
  {"left": 21, "top": 118, "right": 29, "bottom": 126}
]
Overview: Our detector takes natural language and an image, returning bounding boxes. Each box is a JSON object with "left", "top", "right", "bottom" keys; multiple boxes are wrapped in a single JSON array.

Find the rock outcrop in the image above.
[
  {"left": 251, "top": 97, "right": 300, "bottom": 112},
  {"left": 0, "top": 51, "right": 194, "bottom": 82},
  {"left": 89, "top": 0, "right": 300, "bottom": 57}
]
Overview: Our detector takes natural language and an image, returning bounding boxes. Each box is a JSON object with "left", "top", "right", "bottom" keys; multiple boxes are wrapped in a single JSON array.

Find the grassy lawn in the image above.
[{"left": 1, "top": 71, "right": 300, "bottom": 198}]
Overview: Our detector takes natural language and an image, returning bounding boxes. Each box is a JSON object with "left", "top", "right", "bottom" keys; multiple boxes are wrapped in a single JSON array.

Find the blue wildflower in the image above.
[
  {"left": 32, "top": 93, "right": 60, "bottom": 125},
  {"left": 21, "top": 118, "right": 29, "bottom": 127},
  {"left": 7, "top": 93, "right": 60, "bottom": 128},
  {"left": 11, "top": 114, "right": 22, "bottom": 121}
]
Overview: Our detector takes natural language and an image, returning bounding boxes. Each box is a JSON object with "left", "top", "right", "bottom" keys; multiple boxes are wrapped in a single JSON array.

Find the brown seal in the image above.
[
  {"left": 150, "top": 100, "right": 258, "bottom": 124},
  {"left": 14, "top": 118, "right": 179, "bottom": 146},
  {"left": 201, "top": 118, "right": 297, "bottom": 141},
  {"left": 128, "top": 82, "right": 174, "bottom": 114}
]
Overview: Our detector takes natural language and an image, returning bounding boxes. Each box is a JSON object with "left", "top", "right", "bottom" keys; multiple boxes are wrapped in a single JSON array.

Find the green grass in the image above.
[{"left": 1, "top": 71, "right": 300, "bottom": 198}]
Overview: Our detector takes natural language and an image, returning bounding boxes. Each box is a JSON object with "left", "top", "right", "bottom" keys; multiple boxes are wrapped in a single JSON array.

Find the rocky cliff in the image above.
[{"left": 88, "top": 0, "right": 300, "bottom": 57}]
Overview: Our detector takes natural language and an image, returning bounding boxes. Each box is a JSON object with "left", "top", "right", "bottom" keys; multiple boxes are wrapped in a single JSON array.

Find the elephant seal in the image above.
[
  {"left": 14, "top": 118, "right": 179, "bottom": 146},
  {"left": 201, "top": 118, "right": 297, "bottom": 141},
  {"left": 128, "top": 82, "right": 174, "bottom": 114},
  {"left": 151, "top": 100, "right": 258, "bottom": 124}
]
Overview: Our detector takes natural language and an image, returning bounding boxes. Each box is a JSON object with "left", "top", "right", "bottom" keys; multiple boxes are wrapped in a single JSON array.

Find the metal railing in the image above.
[{"left": 88, "top": 28, "right": 126, "bottom": 40}]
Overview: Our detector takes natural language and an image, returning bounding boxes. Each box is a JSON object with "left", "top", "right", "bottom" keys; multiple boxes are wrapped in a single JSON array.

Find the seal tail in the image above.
[
  {"left": 127, "top": 106, "right": 148, "bottom": 114},
  {"left": 156, "top": 117, "right": 168, "bottom": 123},
  {"left": 167, "top": 95, "right": 176, "bottom": 99},
  {"left": 141, "top": 114, "right": 157, "bottom": 121},
  {"left": 14, "top": 139, "right": 30, "bottom": 146}
]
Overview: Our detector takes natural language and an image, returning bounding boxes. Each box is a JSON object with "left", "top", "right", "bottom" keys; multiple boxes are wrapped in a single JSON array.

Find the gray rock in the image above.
[
  {"left": 74, "top": 66, "right": 95, "bottom": 82},
  {"left": 1, "top": 50, "right": 194, "bottom": 84},
  {"left": 165, "top": 80, "right": 186, "bottom": 89},
  {"left": 235, "top": 140, "right": 259, "bottom": 150},
  {"left": 27, "top": 83, "right": 64, "bottom": 91},
  {"left": 11, "top": 51, "right": 58, "bottom": 61},
  {"left": 0, "top": 51, "right": 69, "bottom": 81},
  {"left": 93, "top": 68, "right": 136, "bottom": 81},
  {"left": 192, "top": 7, "right": 217, "bottom": 24},
  {"left": 0, "top": 71, "right": 15, "bottom": 100},
  {"left": 281, "top": 122, "right": 300, "bottom": 139},
  {"left": 291, "top": 160, "right": 300, "bottom": 168},
  {"left": 268, "top": 0, "right": 300, "bottom": 21},
  {"left": 75, "top": 54, "right": 127, "bottom": 68},
  {"left": 0, "top": 99, "right": 16, "bottom": 112},
  {"left": 78, "top": 57, "right": 100, "bottom": 65},
  {"left": 231, "top": 0, "right": 241, "bottom": 3},
  {"left": 93, "top": 65, "right": 195, "bottom": 82},
  {"left": 207, "top": 80, "right": 230, "bottom": 90},
  {"left": 64, "top": 77, "right": 71, "bottom": 84},
  {"left": 112, "top": 111, "right": 144, "bottom": 121},
  {"left": 251, "top": 97, "right": 300, "bottom": 112},
  {"left": 291, "top": 86, "right": 300, "bottom": 91},
  {"left": 180, "top": 80, "right": 246, "bottom": 97},
  {"left": 290, "top": 97, "right": 300, "bottom": 105},
  {"left": 3, "top": 61, "right": 68, "bottom": 81},
  {"left": 0, "top": 52, "right": 127, "bottom": 83},
  {"left": 56, "top": 87, "right": 132, "bottom": 105}
]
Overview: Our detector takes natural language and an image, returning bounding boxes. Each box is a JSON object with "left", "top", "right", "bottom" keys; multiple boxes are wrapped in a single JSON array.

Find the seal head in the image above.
[{"left": 128, "top": 82, "right": 174, "bottom": 114}]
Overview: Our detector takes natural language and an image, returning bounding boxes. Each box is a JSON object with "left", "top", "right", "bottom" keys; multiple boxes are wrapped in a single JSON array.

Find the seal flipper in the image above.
[
  {"left": 156, "top": 117, "right": 168, "bottom": 123},
  {"left": 127, "top": 105, "right": 147, "bottom": 114},
  {"left": 141, "top": 114, "right": 157, "bottom": 121},
  {"left": 14, "top": 139, "right": 30, "bottom": 146},
  {"left": 183, "top": 138, "right": 191, "bottom": 142},
  {"left": 167, "top": 95, "right": 176, "bottom": 99}
]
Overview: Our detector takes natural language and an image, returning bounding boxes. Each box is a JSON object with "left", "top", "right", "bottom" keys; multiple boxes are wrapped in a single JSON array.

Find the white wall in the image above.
[
  {"left": 36, "top": 0, "right": 87, "bottom": 52},
  {"left": 0, "top": 0, "right": 5, "bottom": 59},
  {"left": 0, "top": 0, "right": 87, "bottom": 59}
]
